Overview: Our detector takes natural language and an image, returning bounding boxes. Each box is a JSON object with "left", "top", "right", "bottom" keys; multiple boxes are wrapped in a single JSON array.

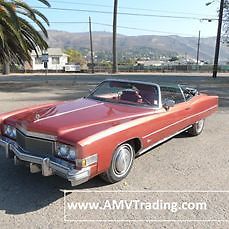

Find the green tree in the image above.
[
  {"left": 65, "top": 49, "right": 85, "bottom": 65},
  {"left": 0, "top": 0, "right": 50, "bottom": 74}
]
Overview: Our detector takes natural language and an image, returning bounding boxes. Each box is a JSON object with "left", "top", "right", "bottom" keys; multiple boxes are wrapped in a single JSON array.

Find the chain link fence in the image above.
[{"left": 2, "top": 64, "right": 229, "bottom": 74}]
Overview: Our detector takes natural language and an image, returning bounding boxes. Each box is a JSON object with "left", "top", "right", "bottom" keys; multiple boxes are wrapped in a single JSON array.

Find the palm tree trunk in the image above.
[{"left": 2, "top": 61, "right": 10, "bottom": 75}]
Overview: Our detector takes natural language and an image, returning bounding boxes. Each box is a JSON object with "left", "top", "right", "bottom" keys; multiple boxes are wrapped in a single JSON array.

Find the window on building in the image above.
[
  {"left": 52, "top": 57, "right": 60, "bottom": 64},
  {"left": 35, "top": 57, "right": 42, "bottom": 64}
]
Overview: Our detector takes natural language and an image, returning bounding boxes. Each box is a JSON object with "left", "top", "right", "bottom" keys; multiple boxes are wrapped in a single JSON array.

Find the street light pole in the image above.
[
  {"left": 213, "top": 0, "right": 224, "bottom": 78},
  {"left": 112, "top": 0, "right": 118, "bottom": 73}
]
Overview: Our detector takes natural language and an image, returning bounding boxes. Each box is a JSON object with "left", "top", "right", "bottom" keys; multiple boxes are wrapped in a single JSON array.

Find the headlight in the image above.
[
  {"left": 3, "top": 125, "right": 17, "bottom": 139},
  {"left": 56, "top": 143, "right": 76, "bottom": 162}
]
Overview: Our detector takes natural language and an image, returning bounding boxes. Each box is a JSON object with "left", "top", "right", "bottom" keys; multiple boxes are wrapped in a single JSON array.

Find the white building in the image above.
[
  {"left": 136, "top": 60, "right": 165, "bottom": 66},
  {"left": 31, "top": 48, "right": 68, "bottom": 71}
]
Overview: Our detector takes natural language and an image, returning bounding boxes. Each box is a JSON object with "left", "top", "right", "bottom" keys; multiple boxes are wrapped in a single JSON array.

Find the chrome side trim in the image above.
[
  {"left": 137, "top": 125, "right": 192, "bottom": 156},
  {"left": 76, "top": 154, "right": 98, "bottom": 167},
  {"left": 85, "top": 154, "right": 98, "bottom": 166},
  {"left": 16, "top": 125, "right": 57, "bottom": 141},
  {"left": 143, "top": 105, "right": 217, "bottom": 139}
]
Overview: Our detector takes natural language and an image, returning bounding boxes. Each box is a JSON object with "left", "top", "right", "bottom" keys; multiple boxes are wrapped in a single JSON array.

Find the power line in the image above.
[
  {"left": 48, "top": 21, "right": 88, "bottom": 24},
  {"left": 93, "top": 22, "right": 195, "bottom": 37},
  {"left": 48, "top": 0, "right": 216, "bottom": 18},
  {"left": 34, "top": 6, "right": 214, "bottom": 21},
  {"left": 45, "top": 21, "right": 196, "bottom": 36}
]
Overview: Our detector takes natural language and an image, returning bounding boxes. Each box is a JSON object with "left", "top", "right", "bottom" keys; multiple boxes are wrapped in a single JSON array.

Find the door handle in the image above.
[{"left": 185, "top": 107, "right": 191, "bottom": 110}]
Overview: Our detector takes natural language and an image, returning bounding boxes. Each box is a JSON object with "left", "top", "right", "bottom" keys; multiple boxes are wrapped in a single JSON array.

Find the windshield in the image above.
[{"left": 88, "top": 81, "right": 159, "bottom": 107}]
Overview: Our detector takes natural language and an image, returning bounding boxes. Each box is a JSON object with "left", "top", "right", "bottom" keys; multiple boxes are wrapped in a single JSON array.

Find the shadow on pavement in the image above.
[{"left": 0, "top": 152, "right": 109, "bottom": 215}]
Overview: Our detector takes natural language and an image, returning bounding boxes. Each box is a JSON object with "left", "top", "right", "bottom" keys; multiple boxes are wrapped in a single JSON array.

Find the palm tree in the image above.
[{"left": 0, "top": 0, "right": 50, "bottom": 74}]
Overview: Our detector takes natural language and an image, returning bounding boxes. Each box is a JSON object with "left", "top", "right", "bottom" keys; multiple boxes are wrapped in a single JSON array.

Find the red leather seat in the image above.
[{"left": 120, "top": 89, "right": 142, "bottom": 103}]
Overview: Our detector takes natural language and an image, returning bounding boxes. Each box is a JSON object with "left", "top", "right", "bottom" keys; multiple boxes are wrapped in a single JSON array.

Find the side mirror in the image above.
[{"left": 163, "top": 99, "right": 175, "bottom": 111}]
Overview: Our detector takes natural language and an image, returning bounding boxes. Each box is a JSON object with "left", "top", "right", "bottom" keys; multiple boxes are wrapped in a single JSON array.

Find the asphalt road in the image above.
[{"left": 0, "top": 73, "right": 228, "bottom": 228}]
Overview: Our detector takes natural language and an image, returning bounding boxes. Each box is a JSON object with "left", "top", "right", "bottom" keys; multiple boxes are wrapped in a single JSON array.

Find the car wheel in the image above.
[
  {"left": 100, "top": 143, "right": 135, "bottom": 183},
  {"left": 188, "top": 119, "right": 205, "bottom": 136}
]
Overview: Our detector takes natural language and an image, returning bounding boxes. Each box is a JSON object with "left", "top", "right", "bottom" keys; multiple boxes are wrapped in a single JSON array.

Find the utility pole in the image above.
[
  {"left": 89, "top": 16, "right": 94, "bottom": 74},
  {"left": 112, "top": 0, "right": 118, "bottom": 73},
  {"left": 196, "top": 30, "right": 201, "bottom": 65},
  {"left": 213, "top": 0, "right": 224, "bottom": 78}
]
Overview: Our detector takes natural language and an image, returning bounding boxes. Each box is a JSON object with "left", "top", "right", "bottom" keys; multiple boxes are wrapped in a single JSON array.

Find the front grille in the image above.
[{"left": 16, "top": 130, "right": 55, "bottom": 157}]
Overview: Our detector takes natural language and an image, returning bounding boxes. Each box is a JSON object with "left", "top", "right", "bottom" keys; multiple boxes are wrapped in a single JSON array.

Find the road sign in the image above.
[{"left": 41, "top": 53, "right": 49, "bottom": 63}]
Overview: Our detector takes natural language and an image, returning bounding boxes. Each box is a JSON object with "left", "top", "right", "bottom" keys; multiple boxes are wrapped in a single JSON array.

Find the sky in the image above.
[{"left": 27, "top": 0, "right": 220, "bottom": 38}]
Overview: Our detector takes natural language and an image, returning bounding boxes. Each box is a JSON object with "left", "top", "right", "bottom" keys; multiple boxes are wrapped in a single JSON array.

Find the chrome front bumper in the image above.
[{"left": 0, "top": 137, "right": 90, "bottom": 186}]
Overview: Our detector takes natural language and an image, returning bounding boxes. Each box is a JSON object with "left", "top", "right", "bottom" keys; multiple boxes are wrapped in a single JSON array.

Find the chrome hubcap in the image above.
[
  {"left": 113, "top": 145, "right": 133, "bottom": 177},
  {"left": 196, "top": 119, "right": 204, "bottom": 133}
]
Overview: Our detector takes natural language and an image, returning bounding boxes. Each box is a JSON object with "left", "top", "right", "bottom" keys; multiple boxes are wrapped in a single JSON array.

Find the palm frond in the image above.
[
  {"left": 0, "top": 1, "right": 19, "bottom": 28},
  {"left": 31, "top": 8, "right": 50, "bottom": 26},
  {"left": 0, "top": 0, "right": 50, "bottom": 65},
  {"left": 0, "top": 25, "right": 4, "bottom": 46},
  {"left": 37, "top": 0, "right": 51, "bottom": 7}
]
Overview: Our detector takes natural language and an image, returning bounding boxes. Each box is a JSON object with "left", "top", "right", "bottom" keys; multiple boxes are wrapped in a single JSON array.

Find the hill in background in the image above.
[{"left": 47, "top": 30, "right": 229, "bottom": 63}]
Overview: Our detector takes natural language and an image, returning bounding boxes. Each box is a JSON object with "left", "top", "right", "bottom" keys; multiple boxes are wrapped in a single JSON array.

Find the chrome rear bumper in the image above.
[{"left": 0, "top": 137, "right": 90, "bottom": 186}]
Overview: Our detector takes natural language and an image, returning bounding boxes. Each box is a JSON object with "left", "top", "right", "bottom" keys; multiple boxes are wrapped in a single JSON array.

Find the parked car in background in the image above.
[
  {"left": 64, "top": 64, "right": 81, "bottom": 72},
  {"left": 0, "top": 79, "right": 218, "bottom": 186}
]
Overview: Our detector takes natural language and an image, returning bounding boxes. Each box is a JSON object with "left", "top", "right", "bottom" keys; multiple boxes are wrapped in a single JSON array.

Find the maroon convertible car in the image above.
[{"left": 0, "top": 79, "right": 218, "bottom": 186}]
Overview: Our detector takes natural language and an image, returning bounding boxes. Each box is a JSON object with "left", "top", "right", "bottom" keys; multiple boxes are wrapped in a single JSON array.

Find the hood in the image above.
[{"left": 6, "top": 98, "right": 157, "bottom": 143}]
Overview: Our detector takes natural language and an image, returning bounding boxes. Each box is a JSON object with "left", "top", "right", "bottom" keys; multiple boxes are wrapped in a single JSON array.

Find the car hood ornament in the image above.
[{"left": 34, "top": 113, "right": 41, "bottom": 121}]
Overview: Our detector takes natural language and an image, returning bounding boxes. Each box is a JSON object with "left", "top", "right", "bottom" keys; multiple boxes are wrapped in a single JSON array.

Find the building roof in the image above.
[
  {"left": 31, "top": 48, "right": 66, "bottom": 56},
  {"left": 47, "top": 48, "right": 63, "bottom": 56}
]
